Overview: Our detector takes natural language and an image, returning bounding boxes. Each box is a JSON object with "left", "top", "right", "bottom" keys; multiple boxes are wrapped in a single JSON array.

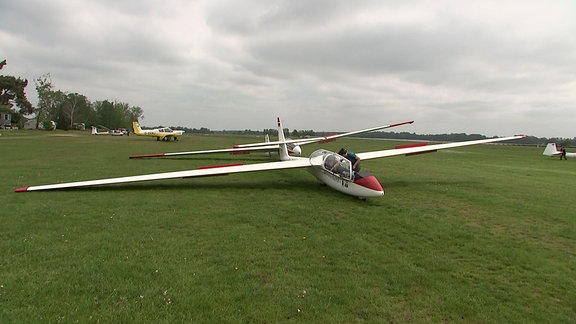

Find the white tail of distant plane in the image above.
[{"left": 543, "top": 143, "right": 576, "bottom": 159}]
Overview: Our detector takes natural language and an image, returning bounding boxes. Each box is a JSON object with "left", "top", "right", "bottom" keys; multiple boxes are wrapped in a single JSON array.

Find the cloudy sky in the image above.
[{"left": 1, "top": 0, "right": 575, "bottom": 137}]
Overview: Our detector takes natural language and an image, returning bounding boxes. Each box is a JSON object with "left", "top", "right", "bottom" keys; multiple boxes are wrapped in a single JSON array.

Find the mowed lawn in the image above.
[{"left": 1, "top": 129, "right": 574, "bottom": 322}]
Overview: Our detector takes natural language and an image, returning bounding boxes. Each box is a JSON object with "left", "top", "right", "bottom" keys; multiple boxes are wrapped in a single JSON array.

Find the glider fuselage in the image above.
[{"left": 307, "top": 149, "right": 384, "bottom": 198}]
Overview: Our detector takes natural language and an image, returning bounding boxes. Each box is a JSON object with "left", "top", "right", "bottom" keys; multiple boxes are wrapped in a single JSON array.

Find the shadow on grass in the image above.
[
  {"left": 382, "top": 179, "right": 478, "bottom": 188},
  {"left": 39, "top": 179, "right": 374, "bottom": 201},
  {"left": 50, "top": 179, "right": 321, "bottom": 193}
]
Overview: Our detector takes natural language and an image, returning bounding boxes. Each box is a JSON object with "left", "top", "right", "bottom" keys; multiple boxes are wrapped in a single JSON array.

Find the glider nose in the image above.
[
  {"left": 354, "top": 175, "right": 384, "bottom": 195},
  {"left": 291, "top": 145, "right": 302, "bottom": 156}
]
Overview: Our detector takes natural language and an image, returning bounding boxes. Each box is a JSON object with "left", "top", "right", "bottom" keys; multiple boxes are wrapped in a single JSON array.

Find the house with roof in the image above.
[{"left": 1, "top": 112, "right": 11, "bottom": 128}]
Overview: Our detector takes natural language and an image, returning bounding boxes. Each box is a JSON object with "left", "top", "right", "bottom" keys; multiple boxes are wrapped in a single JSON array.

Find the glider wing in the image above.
[
  {"left": 289, "top": 120, "right": 415, "bottom": 146},
  {"left": 130, "top": 145, "right": 281, "bottom": 158},
  {"left": 15, "top": 158, "right": 312, "bottom": 192},
  {"left": 235, "top": 120, "right": 414, "bottom": 148},
  {"left": 357, "top": 135, "right": 526, "bottom": 160}
]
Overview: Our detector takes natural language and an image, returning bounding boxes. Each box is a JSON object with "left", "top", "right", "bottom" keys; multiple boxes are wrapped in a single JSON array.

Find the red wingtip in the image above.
[
  {"left": 390, "top": 120, "right": 414, "bottom": 127},
  {"left": 15, "top": 187, "right": 29, "bottom": 192},
  {"left": 129, "top": 153, "right": 165, "bottom": 159}
]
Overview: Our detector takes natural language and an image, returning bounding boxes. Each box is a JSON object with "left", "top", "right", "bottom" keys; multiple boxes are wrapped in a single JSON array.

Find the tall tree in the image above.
[
  {"left": 61, "top": 92, "right": 92, "bottom": 129},
  {"left": 34, "top": 74, "right": 57, "bottom": 129},
  {"left": 128, "top": 106, "right": 144, "bottom": 124},
  {"left": 0, "top": 59, "right": 34, "bottom": 127}
]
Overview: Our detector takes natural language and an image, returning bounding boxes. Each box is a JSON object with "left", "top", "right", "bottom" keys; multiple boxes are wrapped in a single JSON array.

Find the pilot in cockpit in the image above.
[{"left": 329, "top": 156, "right": 351, "bottom": 179}]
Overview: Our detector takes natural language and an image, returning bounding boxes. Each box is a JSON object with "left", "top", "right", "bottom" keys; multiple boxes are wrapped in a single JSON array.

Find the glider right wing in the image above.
[{"left": 357, "top": 135, "right": 526, "bottom": 160}]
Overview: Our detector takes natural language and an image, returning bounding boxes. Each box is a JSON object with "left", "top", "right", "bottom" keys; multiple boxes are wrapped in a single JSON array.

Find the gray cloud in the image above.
[{"left": 1, "top": 0, "right": 575, "bottom": 137}]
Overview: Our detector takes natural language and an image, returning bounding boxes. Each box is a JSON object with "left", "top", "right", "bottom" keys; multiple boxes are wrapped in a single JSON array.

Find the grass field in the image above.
[{"left": 1, "top": 129, "right": 575, "bottom": 322}]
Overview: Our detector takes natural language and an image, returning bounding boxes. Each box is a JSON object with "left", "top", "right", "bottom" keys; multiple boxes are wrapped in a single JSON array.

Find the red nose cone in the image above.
[{"left": 354, "top": 175, "right": 384, "bottom": 193}]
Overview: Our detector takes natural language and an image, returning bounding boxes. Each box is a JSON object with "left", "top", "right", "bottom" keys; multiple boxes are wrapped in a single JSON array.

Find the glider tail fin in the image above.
[
  {"left": 132, "top": 121, "right": 143, "bottom": 135},
  {"left": 91, "top": 126, "right": 97, "bottom": 135},
  {"left": 277, "top": 117, "right": 290, "bottom": 161},
  {"left": 543, "top": 143, "right": 560, "bottom": 156}
]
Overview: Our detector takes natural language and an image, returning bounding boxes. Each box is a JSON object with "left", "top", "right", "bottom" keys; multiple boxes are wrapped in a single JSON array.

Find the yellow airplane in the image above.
[{"left": 131, "top": 121, "right": 184, "bottom": 141}]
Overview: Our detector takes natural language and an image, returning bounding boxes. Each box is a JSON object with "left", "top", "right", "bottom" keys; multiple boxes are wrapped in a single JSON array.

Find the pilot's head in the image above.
[{"left": 338, "top": 148, "right": 347, "bottom": 156}]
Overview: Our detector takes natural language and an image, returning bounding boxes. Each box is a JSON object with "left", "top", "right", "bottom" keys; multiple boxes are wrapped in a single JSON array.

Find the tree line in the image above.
[
  {"left": 33, "top": 74, "right": 143, "bottom": 130},
  {"left": 175, "top": 127, "right": 575, "bottom": 147},
  {"left": 1, "top": 60, "right": 143, "bottom": 130}
]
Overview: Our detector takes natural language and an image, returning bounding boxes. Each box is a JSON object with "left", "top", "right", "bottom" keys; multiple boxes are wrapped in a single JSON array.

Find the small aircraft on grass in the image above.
[
  {"left": 132, "top": 121, "right": 184, "bottom": 141},
  {"left": 542, "top": 143, "right": 576, "bottom": 159},
  {"left": 15, "top": 118, "right": 525, "bottom": 199},
  {"left": 128, "top": 120, "right": 415, "bottom": 159},
  {"left": 91, "top": 126, "right": 125, "bottom": 136}
]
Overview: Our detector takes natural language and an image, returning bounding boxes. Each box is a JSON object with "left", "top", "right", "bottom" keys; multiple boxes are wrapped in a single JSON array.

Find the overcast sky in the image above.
[{"left": 1, "top": 0, "right": 575, "bottom": 137}]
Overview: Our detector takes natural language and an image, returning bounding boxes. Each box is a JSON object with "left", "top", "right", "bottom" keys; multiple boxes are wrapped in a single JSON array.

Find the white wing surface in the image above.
[
  {"left": 16, "top": 158, "right": 312, "bottom": 192},
  {"left": 129, "top": 145, "right": 281, "bottom": 158},
  {"left": 357, "top": 135, "right": 525, "bottom": 160},
  {"left": 289, "top": 120, "right": 414, "bottom": 146}
]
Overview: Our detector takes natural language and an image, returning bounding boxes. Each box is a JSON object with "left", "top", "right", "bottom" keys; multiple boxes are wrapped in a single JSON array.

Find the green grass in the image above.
[{"left": 1, "top": 129, "right": 575, "bottom": 323}]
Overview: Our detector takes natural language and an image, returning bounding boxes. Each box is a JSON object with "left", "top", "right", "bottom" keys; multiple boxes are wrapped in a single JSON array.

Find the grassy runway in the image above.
[{"left": 1, "top": 129, "right": 574, "bottom": 322}]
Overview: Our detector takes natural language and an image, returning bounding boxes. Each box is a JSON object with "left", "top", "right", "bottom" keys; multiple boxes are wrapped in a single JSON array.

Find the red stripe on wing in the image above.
[
  {"left": 197, "top": 163, "right": 244, "bottom": 170},
  {"left": 395, "top": 143, "right": 428, "bottom": 149}
]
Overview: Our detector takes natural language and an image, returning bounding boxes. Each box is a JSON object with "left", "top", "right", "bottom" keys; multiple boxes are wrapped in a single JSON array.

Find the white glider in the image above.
[
  {"left": 91, "top": 125, "right": 125, "bottom": 136},
  {"left": 15, "top": 118, "right": 525, "bottom": 199},
  {"left": 542, "top": 143, "right": 576, "bottom": 159}
]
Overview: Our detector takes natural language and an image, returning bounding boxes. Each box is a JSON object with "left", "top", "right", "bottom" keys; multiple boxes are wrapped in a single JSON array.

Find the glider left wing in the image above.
[{"left": 15, "top": 158, "right": 312, "bottom": 192}]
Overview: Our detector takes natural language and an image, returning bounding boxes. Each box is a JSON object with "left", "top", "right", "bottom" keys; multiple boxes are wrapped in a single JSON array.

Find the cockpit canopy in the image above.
[{"left": 315, "top": 151, "right": 353, "bottom": 180}]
